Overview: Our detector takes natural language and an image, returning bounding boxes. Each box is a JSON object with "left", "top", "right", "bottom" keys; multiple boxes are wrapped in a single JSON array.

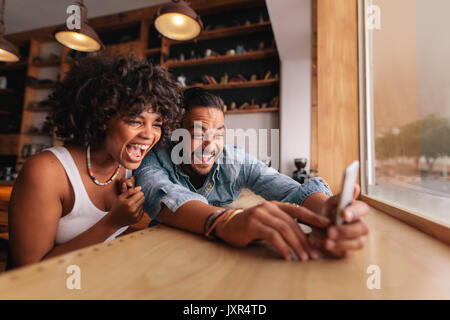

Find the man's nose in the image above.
[{"left": 202, "top": 138, "right": 213, "bottom": 149}]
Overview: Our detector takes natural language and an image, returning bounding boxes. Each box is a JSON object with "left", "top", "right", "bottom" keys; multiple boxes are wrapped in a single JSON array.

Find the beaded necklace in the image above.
[{"left": 86, "top": 145, "right": 121, "bottom": 186}]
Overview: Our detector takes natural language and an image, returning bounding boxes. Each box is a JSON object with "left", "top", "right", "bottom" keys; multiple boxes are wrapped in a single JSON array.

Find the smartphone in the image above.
[{"left": 335, "top": 161, "right": 359, "bottom": 225}]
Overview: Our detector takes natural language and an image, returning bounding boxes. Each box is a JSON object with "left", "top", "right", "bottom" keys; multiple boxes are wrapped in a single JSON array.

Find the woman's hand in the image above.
[
  {"left": 215, "top": 201, "right": 331, "bottom": 261},
  {"left": 318, "top": 184, "right": 370, "bottom": 258},
  {"left": 118, "top": 175, "right": 136, "bottom": 194},
  {"left": 107, "top": 186, "right": 145, "bottom": 228}
]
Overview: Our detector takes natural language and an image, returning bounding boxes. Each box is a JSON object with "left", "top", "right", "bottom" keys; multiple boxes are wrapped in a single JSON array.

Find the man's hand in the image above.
[
  {"left": 318, "top": 184, "right": 370, "bottom": 258},
  {"left": 215, "top": 201, "right": 331, "bottom": 261}
]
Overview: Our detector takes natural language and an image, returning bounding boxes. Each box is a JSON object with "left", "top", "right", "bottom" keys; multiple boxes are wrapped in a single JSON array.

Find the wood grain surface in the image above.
[{"left": 0, "top": 207, "right": 448, "bottom": 300}]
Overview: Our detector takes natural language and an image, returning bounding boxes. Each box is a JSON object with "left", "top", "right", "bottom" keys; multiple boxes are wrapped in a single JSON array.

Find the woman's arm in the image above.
[{"left": 8, "top": 152, "right": 143, "bottom": 268}]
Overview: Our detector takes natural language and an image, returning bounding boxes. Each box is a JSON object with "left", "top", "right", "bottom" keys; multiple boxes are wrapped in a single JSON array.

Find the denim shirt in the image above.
[{"left": 134, "top": 143, "right": 333, "bottom": 219}]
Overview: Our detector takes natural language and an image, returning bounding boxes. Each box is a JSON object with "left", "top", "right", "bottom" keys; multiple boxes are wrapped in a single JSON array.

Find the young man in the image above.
[{"left": 135, "top": 88, "right": 369, "bottom": 261}]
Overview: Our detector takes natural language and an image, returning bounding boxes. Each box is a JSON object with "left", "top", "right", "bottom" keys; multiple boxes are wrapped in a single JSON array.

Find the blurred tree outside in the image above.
[{"left": 375, "top": 115, "right": 450, "bottom": 173}]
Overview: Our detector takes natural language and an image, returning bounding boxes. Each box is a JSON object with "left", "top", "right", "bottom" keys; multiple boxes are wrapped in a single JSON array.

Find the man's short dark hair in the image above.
[{"left": 182, "top": 87, "right": 224, "bottom": 112}]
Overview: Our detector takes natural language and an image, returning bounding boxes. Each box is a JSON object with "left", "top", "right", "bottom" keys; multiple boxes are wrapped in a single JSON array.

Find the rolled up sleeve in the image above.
[
  {"left": 134, "top": 153, "right": 208, "bottom": 219},
  {"left": 242, "top": 153, "right": 333, "bottom": 205}
]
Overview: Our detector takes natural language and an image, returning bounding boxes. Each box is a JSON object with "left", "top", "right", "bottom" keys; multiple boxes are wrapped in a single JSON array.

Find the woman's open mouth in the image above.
[{"left": 125, "top": 143, "right": 150, "bottom": 163}]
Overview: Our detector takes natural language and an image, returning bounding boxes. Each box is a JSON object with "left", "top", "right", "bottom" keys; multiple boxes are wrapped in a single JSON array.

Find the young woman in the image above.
[{"left": 8, "top": 56, "right": 182, "bottom": 268}]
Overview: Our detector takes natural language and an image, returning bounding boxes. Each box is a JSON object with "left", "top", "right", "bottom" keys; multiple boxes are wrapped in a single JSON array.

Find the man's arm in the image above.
[
  {"left": 239, "top": 152, "right": 332, "bottom": 208},
  {"left": 135, "top": 152, "right": 329, "bottom": 261},
  {"left": 134, "top": 152, "right": 209, "bottom": 220}
]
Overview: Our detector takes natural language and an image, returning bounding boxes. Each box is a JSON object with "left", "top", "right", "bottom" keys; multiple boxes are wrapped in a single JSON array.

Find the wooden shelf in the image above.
[
  {"left": 144, "top": 48, "right": 161, "bottom": 55},
  {"left": 225, "top": 107, "right": 279, "bottom": 115},
  {"left": 0, "top": 88, "right": 15, "bottom": 94},
  {"left": 0, "top": 180, "right": 15, "bottom": 186},
  {"left": 165, "top": 49, "right": 278, "bottom": 68},
  {"left": 21, "top": 132, "right": 53, "bottom": 138},
  {"left": 0, "top": 61, "right": 27, "bottom": 72},
  {"left": 32, "top": 59, "right": 61, "bottom": 67},
  {"left": 169, "top": 21, "right": 272, "bottom": 44},
  {"left": 184, "top": 79, "right": 279, "bottom": 90},
  {"left": 27, "top": 82, "right": 57, "bottom": 90},
  {"left": 24, "top": 107, "right": 51, "bottom": 113}
]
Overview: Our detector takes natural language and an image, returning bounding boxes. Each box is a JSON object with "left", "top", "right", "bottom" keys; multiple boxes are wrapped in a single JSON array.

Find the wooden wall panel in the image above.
[
  {"left": 316, "top": 0, "right": 360, "bottom": 193},
  {"left": 310, "top": 0, "right": 318, "bottom": 171}
]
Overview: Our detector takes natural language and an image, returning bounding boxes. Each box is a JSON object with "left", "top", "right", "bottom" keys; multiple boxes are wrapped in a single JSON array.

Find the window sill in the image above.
[{"left": 361, "top": 194, "right": 450, "bottom": 245}]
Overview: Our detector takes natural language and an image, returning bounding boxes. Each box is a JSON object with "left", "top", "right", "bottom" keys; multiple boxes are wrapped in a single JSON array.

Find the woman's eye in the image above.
[
  {"left": 153, "top": 122, "right": 163, "bottom": 128},
  {"left": 127, "top": 120, "right": 143, "bottom": 127}
]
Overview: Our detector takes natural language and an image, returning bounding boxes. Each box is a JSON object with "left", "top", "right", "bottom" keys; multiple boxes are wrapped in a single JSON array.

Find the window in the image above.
[{"left": 361, "top": 0, "right": 450, "bottom": 226}]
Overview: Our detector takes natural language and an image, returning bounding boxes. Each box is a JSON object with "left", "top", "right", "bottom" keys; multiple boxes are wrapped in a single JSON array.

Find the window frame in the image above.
[{"left": 357, "top": 0, "right": 450, "bottom": 244}]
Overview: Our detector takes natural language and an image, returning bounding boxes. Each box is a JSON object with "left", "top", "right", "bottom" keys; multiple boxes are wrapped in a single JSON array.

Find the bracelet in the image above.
[
  {"left": 203, "top": 209, "right": 226, "bottom": 235},
  {"left": 219, "top": 208, "right": 244, "bottom": 230},
  {"left": 205, "top": 209, "right": 233, "bottom": 238}
]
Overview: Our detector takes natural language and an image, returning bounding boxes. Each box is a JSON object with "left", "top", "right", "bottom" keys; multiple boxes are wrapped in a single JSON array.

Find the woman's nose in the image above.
[{"left": 140, "top": 123, "right": 155, "bottom": 140}]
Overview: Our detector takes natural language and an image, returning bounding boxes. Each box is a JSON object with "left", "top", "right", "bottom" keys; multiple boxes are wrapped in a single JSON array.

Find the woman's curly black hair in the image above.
[{"left": 48, "top": 55, "right": 182, "bottom": 148}]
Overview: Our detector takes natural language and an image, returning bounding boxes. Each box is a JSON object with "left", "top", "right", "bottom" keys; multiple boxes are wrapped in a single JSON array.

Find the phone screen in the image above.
[{"left": 335, "top": 161, "right": 359, "bottom": 225}]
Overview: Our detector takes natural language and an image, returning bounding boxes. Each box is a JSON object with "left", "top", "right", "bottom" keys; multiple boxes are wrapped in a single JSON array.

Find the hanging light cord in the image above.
[{"left": 0, "top": 0, "right": 5, "bottom": 25}]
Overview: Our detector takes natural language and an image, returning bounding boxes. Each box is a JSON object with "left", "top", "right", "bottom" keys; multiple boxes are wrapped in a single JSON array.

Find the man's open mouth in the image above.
[
  {"left": 193, "top": 150, "right": 216, "bottom": 165},
  {"left": 126, "top": 143, "right": 150, "bottom": 162}
]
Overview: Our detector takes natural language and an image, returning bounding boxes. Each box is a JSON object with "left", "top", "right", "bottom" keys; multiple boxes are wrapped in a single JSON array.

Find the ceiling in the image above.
[
  {"left": 3, "top": 0, "right": 310, "bottom": 63},
  {"left": 3, "top": 0, "right": 167, "bottom": 35}
]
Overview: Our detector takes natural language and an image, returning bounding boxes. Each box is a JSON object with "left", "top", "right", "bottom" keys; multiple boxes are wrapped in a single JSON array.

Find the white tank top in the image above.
[{"left": 45, "top": 146, "right": 130, "bottom": 245}]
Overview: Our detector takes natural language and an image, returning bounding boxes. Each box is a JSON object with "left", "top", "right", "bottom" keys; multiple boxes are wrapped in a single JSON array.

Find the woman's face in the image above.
[{"left": 105, "top": 109, "right": 163, "bottom": 170}]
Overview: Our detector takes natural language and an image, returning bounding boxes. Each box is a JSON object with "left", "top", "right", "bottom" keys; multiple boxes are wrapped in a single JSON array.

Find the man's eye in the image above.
[{"left": 153, "top": 123, "right": 163, "bottom": 128}]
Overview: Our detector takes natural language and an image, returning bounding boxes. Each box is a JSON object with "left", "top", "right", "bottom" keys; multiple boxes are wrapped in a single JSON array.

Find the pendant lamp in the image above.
[
  {"left": 54, "top": 0, "right": 103, "bottom": 52},
  {"left": 154, "top": 0, "right": 203, "bottom": 41},
  {"left": 0, "top": 0, "right": 20, "bottom": 62}
]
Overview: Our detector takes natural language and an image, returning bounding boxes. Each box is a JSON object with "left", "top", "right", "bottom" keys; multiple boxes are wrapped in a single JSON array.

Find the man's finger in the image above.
[
  {"left": 342, "top": 200, "right": 370, "bottom": 223},
  {"left": 273, "top": 201, "right": 331, "bottom": 228},
  {"left": 266, "top": 204, "right": 320, "bottom": 260},
  {"left": 353, "top": 184, "right": 361, "bottom": 200},
  {"left": 320, "top": 195, "right": 339, "bottom": 219},
  {"left": 259, "top": 208, "right": 310, "bottom": 261},
  {"left": 255, "top": 222, "right": 293, "bottom": 261},
  {"left": 325, "top": 236, "right": 366, "bottom": 251},
  {"left": 327, "top": 220, "right": 369, "bottom": 240}
]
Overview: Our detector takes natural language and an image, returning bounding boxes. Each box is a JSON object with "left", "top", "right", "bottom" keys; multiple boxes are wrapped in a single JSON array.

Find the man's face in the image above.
[{"left": 182, "top": 106, "right": 225, "bottom": 176}]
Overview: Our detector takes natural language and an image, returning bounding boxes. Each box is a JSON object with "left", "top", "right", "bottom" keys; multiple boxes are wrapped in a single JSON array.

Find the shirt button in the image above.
[
  {"left": 207, "top": 184, "right": 213, "bottom": 189},
  {"left": 168, "top": 199, "right": 175, "bottom": 204}
]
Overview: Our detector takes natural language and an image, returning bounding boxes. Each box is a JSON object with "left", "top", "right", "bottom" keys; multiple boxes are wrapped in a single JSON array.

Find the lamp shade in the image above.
[
  {"left": 54, "top": 24, "right": 103, "bottom": 52},
  {"left": 0, "top": 0, "right": 20, "bottom": 62},
  {"left": 155, "top": 0, "right": 203, "bottom": 41},
  {"left": 54, "top": 1, "right": 103, "bottom": 52},
  {"left": 0, "top": 36, "right": 19, "bottom": 62}
]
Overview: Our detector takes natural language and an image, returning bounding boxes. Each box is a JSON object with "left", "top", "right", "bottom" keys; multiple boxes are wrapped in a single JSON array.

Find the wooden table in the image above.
[{"left": 0, "top": 206, "right": 449, "bottom": 300}]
